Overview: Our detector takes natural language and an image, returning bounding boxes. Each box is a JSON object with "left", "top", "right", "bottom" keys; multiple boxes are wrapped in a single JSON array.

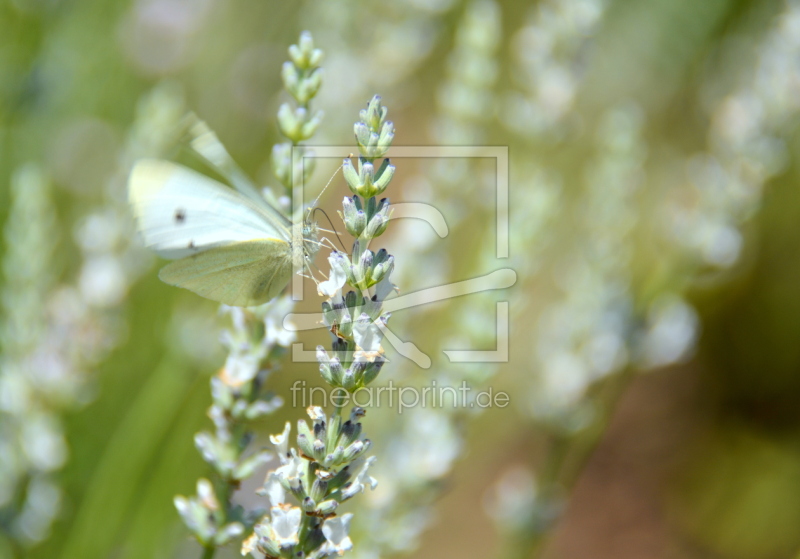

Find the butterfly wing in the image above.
[
  {"left": 188, "top": 120, "right": 293, "bottom": 229},
  {"left": 158, "top": 239, "right": 294, "bottom": 307},
  {"left": 128, "top": 159, "right": 290, "bottom": 260}
]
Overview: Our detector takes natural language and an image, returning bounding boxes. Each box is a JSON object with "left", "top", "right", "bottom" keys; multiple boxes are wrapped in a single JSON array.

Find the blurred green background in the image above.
[{"left": 3, "top": 0, "right": 800, "bottom": 558}]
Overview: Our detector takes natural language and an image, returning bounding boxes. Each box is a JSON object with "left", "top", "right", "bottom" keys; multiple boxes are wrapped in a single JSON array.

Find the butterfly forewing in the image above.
[
  {"left": 128, "top": 158, "right": 318, "bottom": 307},
  {"left": 188, "top": 124, "right": 293, "bottom": 230},
  {"left": 129, "top": 159, "right": 291, "bottom": 259}
]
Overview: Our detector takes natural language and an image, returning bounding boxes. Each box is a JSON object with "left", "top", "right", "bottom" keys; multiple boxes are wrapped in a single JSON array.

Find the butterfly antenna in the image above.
[
  {"left": 313, "top": 208, "right": 348, "bottom": 252},
  {"left": 310, "top": 154, "right": 352, "bottom": 210}
]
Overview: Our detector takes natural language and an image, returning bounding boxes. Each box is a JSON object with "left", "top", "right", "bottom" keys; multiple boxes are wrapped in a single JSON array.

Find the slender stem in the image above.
[
  {"left": 558, "top": 366, "right": 636, "bottom": 489},
  {"left": 331, "top": 400, "right": 344, "bottom": 421},
  {"left": 218, "top": 475, "right": 234, "bottom": 516},
  {"left": 201, "top": 545, "right": 216, "bottom": 559},
  {"left": 500, "top": 432, "right": 569, "bottom": 559}
]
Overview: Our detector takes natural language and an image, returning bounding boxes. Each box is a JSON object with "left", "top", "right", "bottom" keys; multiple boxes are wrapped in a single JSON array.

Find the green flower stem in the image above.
[
  {"left": 243, "top": 95, "right": 396, "bottom": 559},
  {"left": 558, "top": 367, "right": 637, "bottom": 490},
  {"left": 174, "top": 32, "right": 325, "bottom": 557},
  {"left": 331, "top": 400, "right": 345, "bottom": 421}
]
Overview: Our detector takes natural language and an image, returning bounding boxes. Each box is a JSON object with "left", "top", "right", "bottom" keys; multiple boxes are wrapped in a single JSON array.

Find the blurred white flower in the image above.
[
  {"left": 79, "top": 255, "right": 128, "bottom": 307},
  {"left": 483, "top": 466, "right": 537, "bottom": 532},
  {"left": 269, "top": 422, "right": 291, "bottom": 463},
  {"left": 640, "top": 295, "right": 699, "bottom": 368}
]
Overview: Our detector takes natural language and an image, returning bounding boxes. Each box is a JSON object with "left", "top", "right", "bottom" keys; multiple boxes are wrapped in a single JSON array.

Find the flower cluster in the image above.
[
  {"left": 0, "top": 165, "right": 62, "bottom": 547},
  {"left": 174, "top": 32, "right": 326, "bottom": 557},
  {"left": 174, "top": 301, "right": 297, "bottom": 549},
  {"left": 273, "top": 31, "right": 324, "bottom": 192},
  {"left": 342, "top": 5, "right": 506, "bottom": 557},
  {"left": 665, "top": 0, "right": 800, "bottom": 271},
  {"left": 318, "top": 95, "right": 396, "bottom": 392},
  {"left": 432, "top": 0, "right": 501, "bottom": 146},
  {"left": 242, "top": 95, "right": 397, "bottom": 559},
  {"left": 243, "top": 407, "right": 377, "bottom": 558},
  {"left": 502, "top": 0, "right": 607, "bottom": 136}
]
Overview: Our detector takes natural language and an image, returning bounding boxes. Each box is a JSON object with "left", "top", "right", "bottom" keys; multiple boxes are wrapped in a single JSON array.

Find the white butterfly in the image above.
[{"left": 128, "top": 159, "right": 319, "bottom": 307}]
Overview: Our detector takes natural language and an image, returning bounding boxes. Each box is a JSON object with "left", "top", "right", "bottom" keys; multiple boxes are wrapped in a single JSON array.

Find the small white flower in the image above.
[
  {"left": 274, "top": 450, "right": 305, "bottom": 486},
  {"left": 196, "top": 479, "right": 219, "bottom": 511},
  {"left": 270, "top": 505, "right": 302, "bottom": 546},
  {"left": 306, "top": 405, "right": 326, "bottom": 422},
  {"left": 374, "top": 274, "right": 396, "bottom": 302},
  {"left": 270, "top": 422, "right": 291, "bottom": 463},
  {"left": 318, "top": 253, "right": 348, "bottom": 298},
  {"left": 240, "top": 532, "right": 258, "bottom": 556},
  {"left": 219, "top": 305, "right": 247, "bottom": 332},
  {"left": 353, "top": 320, "right": 382, "bottom": 352},
  {"left": 321, "top": 513, "right": 354, "bottom": 556},
  {"left": 354, "top": 456, "right": 378, "bottom": 490},
  {"left": 353, "top": 315, "right": 383, "bottom": 363},
  {"left": 223, "top": 351, "right": 261, "bottom": 386},
  {"left": 342, "top": 456, "right": 378, "bottom": 499},
  {"left": 262, "top": 296, "right": 296, "bottom": 347},
  {"left": 79, "top": 255, "right": 127, "bottom": 307},
  {"left": 263, "top": 472, "right": 286, "bottom": 507},
  {"left": 353, "top": 318, "right": 383, "bottom": 362}
]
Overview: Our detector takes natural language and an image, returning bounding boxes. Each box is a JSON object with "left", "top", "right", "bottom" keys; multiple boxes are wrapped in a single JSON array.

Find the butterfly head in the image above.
[
  {"left": 303, "top": 219, "right": 320, "bottom": 258},
  {"left": 292, "top": 216, "right": 320, "bottom": 268}
]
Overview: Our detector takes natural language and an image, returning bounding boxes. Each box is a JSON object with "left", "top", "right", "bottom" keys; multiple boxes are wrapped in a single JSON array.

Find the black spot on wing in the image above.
[{"left": 175, "top": 208, "right": 186, "bottom": 224}]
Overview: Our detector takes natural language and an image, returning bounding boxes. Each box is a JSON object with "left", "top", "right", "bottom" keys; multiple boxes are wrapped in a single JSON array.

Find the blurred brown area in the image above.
[{"left": 416, "top": 161, "right": 800, "bottom": 559}]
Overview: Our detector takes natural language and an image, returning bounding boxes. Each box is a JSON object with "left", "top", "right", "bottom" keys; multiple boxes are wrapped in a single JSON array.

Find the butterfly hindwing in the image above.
[{"left": 158, "top": 239, "right": 294, "bottom": 307}]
